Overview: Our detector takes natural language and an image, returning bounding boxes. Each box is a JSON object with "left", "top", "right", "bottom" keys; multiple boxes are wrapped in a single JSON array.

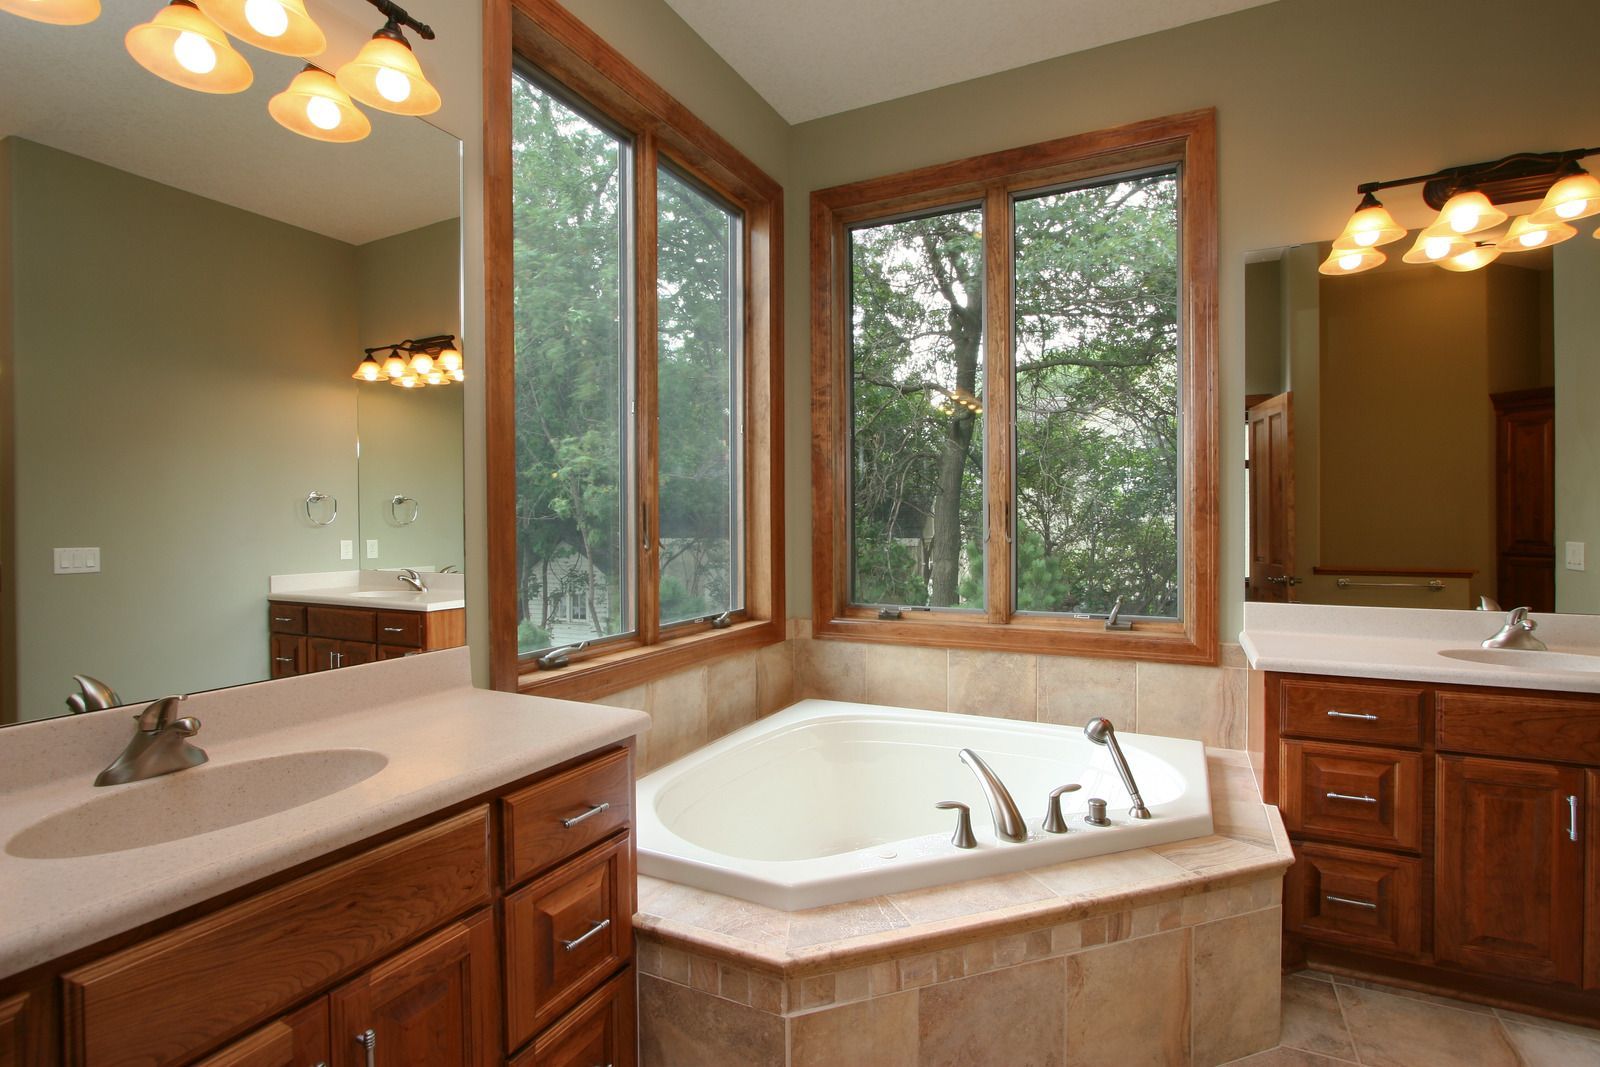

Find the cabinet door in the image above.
[
  {"left": 339, "top": 641, "right": 377, "bottom": 668},
  {"left": 509, "top": 968, "right": 636, "bottom": 1067},
  {"left": 1587, "top": 769, "right": 1599, "bottom": 992},
  {"left": 329, "top": 909, "right": 498, "bottom": 1067},
  {"left": 269, "top": 634, "right": 306, "bottom": 679},
  {"left": 194, "top": 1000, "right": 328, "bottom": 1067},
  {"left": 308, "top": 637, "right": 340, "bottom": 673},
  {"left": 1435, "top": 755, "right": 1585, "bottom": 984},
  {"left": 0, "top": 993, "right": 31, "bottom": 1067}
]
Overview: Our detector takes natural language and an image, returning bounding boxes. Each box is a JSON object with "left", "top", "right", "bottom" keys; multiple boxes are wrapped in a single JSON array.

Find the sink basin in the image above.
[
  {"left": 1437, "top": 647, "right": 1600, "bottom": 672},
  {"left": 346, "top": 590, "right": 416, "bottom": 599},
  {"left": 6, "top": 749, "right": 388, "bottom": 859}
]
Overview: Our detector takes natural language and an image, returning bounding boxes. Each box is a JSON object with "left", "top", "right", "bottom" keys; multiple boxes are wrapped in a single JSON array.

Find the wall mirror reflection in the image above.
[{"left": 0, "top": 4, "right": 464, "bottom": 725}]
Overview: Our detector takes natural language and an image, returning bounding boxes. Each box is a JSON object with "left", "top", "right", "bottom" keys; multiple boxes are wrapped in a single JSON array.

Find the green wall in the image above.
[{"left": 1555, "top": 235, "right": 1600, "bottom": 613}]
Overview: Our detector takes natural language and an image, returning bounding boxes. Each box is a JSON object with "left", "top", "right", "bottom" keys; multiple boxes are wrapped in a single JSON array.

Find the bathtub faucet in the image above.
[
  {"left": 1083, "top": 719, "right": 1152, "bottom": 819},
  {"left": 957, "top": 749, "right": 1028, "bottom": 843}
]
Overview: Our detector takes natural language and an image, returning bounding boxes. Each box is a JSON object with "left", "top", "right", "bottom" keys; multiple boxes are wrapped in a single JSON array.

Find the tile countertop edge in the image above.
[{"left": 0, "top": 691, "right": 648, "bottom": 979}]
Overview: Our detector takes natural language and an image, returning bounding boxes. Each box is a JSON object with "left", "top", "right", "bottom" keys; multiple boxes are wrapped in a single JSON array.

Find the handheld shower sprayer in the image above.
[{"left": 1083, "top": 718, "right": 1152, "bottom": 819}]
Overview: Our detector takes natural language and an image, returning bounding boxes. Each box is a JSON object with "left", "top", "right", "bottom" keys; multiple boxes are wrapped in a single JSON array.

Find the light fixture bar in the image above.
[
  {"left": 1353, "top": 147, "right": 1600, "bottom": 208},
  {"left": 357, "top": 0, "right": 432, "bottom": 40}
]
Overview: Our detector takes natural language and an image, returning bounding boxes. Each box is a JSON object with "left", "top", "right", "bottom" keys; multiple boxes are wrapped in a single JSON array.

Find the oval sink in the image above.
[
  {"left": 6, "top": 748, "right": 388, "bottom": 860},
  {"left": 1437, "top": 648, "right": 1600, "bottom": 672}
]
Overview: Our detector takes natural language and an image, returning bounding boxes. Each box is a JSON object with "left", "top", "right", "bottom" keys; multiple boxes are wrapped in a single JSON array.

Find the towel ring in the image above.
[
  {"left": 304, "top": 491, "right": 338, "bottom": 527},
  {"left": 390, "top": 495, "right": 420, "bottom": 526}
]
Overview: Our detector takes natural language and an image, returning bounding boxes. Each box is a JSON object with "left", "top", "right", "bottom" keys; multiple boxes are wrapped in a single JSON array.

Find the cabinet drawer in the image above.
[
  {"left": 267, "top": 603, "right": 306, "bottom": 635},
  {"left": 1281, "top": 741, "right": 1422, "bottom": 852},
  {"left": 1285, "top": 842, "right": 1422, "bottom": 958},
  {"left": 505, "top": 835, "right": 634, "bottom": 1051},
  {"left": 503, "top": 748, "right": 632, "bottom": 886},
  {"left": 63, "top": 807, "right": 491, "bottom": 1067},
  {"left": 306, "top": 606, "right": 376, "bottom": 642},
  {"left": 1436, "top": 690, "right": 1600, "bottom": 764},
  {"left": 192, "top": 1000, "right": 327, "bottom": 1067},
  {"left": 1280, "top": 678, "right": 1424, "bottom": 748},
  {"left": 376, "top": 611, "right": 424, "bottom": 648},
  {"left": 510, "top": 967, "right": 636, "bottom": 1067},
  {"left": 269, "top": 634, "right": 305, "bottom": 679}
]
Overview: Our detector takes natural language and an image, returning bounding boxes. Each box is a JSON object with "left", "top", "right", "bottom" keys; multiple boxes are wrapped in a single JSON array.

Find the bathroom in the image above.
[{"left": 0, "top": 0, "right": 1597, "bottom": 1063}]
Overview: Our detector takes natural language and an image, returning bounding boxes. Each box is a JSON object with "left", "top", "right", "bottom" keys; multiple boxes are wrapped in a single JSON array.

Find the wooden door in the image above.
[
  {"left": 1247, "top": 393, "right": 1296, "bottom": 602},
  {"left": 1492, "top": 388, "right": 1554, "bottom": 611},
  {"left": 329, "top": 909, "right": 499, "bottom": 1067},
  {"left": 194, "top": 1001, "right": 328, "bottom": 1067},
  {"left": 1435, "top": 755, "right": 1585, "bottom": 984}
]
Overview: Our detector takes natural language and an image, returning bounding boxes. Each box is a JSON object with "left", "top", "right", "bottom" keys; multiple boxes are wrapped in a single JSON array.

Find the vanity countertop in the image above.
[
  {"left": 1241, "top": 602, "right": 1600, "bottom": 693},
  {"left": 0, "top": 648, "right": 647, "bottom": 978},
  {"left": 272, "top": 586, "right": 467, "bottom": 612}
]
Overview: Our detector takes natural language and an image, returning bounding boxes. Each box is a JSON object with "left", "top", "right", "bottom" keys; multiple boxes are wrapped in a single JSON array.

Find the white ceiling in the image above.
[
  {"left": 0, "top": 1, "right": 460, "bottom": 245},
  {"left": 662, "top": 0, "right": 1283, "bottom": 124}
]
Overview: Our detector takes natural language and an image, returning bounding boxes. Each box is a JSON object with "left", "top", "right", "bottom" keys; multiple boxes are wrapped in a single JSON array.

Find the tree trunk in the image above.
[{"left": 929, "top": 331, "right": 980, "bottom": 605}]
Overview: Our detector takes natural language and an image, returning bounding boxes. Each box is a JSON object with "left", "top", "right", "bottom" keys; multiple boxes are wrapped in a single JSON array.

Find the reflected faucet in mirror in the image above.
[
  {"left": 397, "top": 567, "right": 426, "bottom": 592},
  {"left": 65, "top": 674, "right": 121, "bottom": 715}
]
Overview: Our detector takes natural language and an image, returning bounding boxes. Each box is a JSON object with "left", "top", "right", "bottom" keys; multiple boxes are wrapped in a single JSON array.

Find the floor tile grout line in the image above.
[{"left": 1328, "top": 978, "right": 1368, "bottom": 1067}]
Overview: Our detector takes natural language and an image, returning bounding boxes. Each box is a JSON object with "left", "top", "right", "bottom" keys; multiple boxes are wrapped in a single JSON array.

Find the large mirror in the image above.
[
  {"left": 0, "top": 5, "right": 464, "bottom": 724},
  {"left": 1244, "top": 234, "right": 1600, "bottom": 613}
]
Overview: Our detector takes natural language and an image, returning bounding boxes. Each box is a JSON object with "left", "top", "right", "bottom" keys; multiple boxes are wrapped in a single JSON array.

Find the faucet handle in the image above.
[
  {"left": 134, "top": 695, "right": 186, "bottom": 732},
  {"left": 935, "top": 800, "right": 978, "bottom": 849},
  {"left": 1043, "top": 783, "right": 1082, "bottom": 834}
]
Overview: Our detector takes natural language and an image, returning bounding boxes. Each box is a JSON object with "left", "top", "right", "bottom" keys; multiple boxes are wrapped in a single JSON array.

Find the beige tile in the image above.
[
  {"left": 690, "top": 954, "right": 719, "bottom": 993},
  {"left": 1066, "top": 928, "right": 1191, "bottom": 1067},
  {"left": 636, "top": 878, "right": 790, "bottom": 947},
  {"left": 1219, "top": 1050, "right": 1356, "bottom": 1066},
  {"left": 1152, "top": 834, "right": 1277, "bottom": 879},
  {"left": 868, "top": 959, "right": 901, "bottom": 996},
  {"left": 1334, "top": 983, "right": 1519, "bottom": 1067},
  {"left": 718, "top": 964, "right": 751, "bottom": 1005},
  {"left": 1493, "top": 1007, "right": 1600, "bottom": 1040},
  {"left": 1499, "top": 1017, "right": 1600, "bottom": 1066},
  {"left": 755, "top": 639, "right": 795, "bottom": 716},
  {"left": 898, "top": 951, "right": 938, "bottom": 990},
  {"left": 1220, "top": 642, "right": 1250, "bottom": 668},
  {"left": 1278, "top": 975, "right": 1355, "bottom": 1061},
  {"left": 1036, "top": 654, "right": 1136, "bottom": 731},
  {"left": 1136, "top": 661, "right": 1245, "bottom": 748},
  {"left": 705, "top": 652, "right": 760, "bottom": 741},
  {"left": 887, "top": 869, "right": 1053, "bottom": 924},
  {"left": 948, "top": 649, "right": 1038, "bottom": 719},
  {"left": 1029, "top": 846, "right": 1194, "bottom": 900},
  {"left": 834, "top": 966, "right": 870, "bottom": 1004},
  {"left": 795, "top": 638, "right": 865, "bottom": 701},
  {"left": 789, "top": 617, "right": 812, "bottom": 641},
  {"left": 1193, "top": 908, "right": 1281, "bottom": 1066},
  {"left": 1332, "top": 974, "right": 1494, "bottom": 1015},
  {"left": 787, "top": 895, "right": 909, "bottom": 950},
  {"left": 748, "top": 972, "right": 784, "bottom": 1013},
  {"left": 863, "top": 644, "right": 949, "bottom": 711},
  {"left": 639, "top": 974, "right": 785, "bottom": 1067},
  {"left": 791, "top": 990, "right": 918, "bottom": 1067},
  {"left": 919, "top": 958, "right": 1067, "bottom": 1067},
  {"left": 644, "top": 666, "right": 709, "bottom": 771}
]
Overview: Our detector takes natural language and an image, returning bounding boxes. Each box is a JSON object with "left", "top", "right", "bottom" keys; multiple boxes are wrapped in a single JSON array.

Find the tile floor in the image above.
[{"left": 1222, "top": 970, "right": 1600, "bottom": 1067}]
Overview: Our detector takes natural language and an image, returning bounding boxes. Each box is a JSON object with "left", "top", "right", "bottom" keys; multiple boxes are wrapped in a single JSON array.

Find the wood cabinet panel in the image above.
[
  {"left": 308, "top": 639, "right": 378, "bottom": 673},
  {"left": 376, "top": 612, "right": 424, "bottom": 649},
  {"left": 1281, "top": 741, "right": 1422, "bottom": 852},
  {"left": 193, "top": 1001, "right": 328, "bottom": 1067},
  {"left": 0, "top": 993, "right": 30, "bottom": 1067},
  {"left": 63, "top": 808, "right": 491, "bottom": 1067},
  {"left": 1284, "top": 842, "right": 1421, "bottom": 958},
  {"left": 1279, "top": 678, "right": 1424, "bottom": 748},
  {"left": 1436, "top": 691, "right": 1600, "bottom": 765},
  {"left": 503, "top": 748, "right": 632, "bottom": 886},
  {"left": 1435, "top": 755, "right": 1584, "bottom": 985},
  {"left": 269, "top": 633, "right": 306, "bottom": 679},
  {"left": 306, "top": 607, "right": 377, "bottom": 643},
  {"left": 509, "top": 967, "right": 636, "bottom": 1067},
  {"left": 329, "top": 910, "right": 498, "bottom": 1067},
  {"left": 1587, "top": 769, "right": 1599, "bottom": 992},
  {"left": 505, "top": 835, "right": 633, "bottom": 1051},
  {"left": 268, "top": 604, "right": 307, "bottom": 635}
]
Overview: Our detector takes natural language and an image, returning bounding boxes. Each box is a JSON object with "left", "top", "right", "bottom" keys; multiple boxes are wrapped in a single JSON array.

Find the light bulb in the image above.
[
  {"left": 447, "top": 367, "right": 465, "bottom": 382},
  {"left": 242, "top": 0, "right": 286, "bottom": 36},
  {"left": 1353, "top": 230, "right": 1379, "bottom": 247},
  {"left": 1557, "top": 199, "right": 1588, "bottom": 220},
  {"left": 425, "top": 370, "right": 445, "bottom": 385},
  {"left": 382, "top": 353, "right": 406, "bottom": 378},
  {"left": 173, "top": 29, "right": 217, "bottom": 73},
  {"left": 1338, "top": 252, "right": 1363, "bottom": 271},
  {"left": 410, "top": 352, "right": 434, "bottom": 374},
  {"left": 305, "top": 94, "right": 340, "bottom": 130},
  {"left": 1425, "top": 236, "right": 1453, "bottom": 259},
  {"left": 1448, "top": 205, "right": 1479, "bottom": 233},
  {"left": 438, "top": 347, "right": 462, "bottom": 372},
  {"left": 1519, "top": 229, "right": 1549, "bottom": 248},
  {"left": 374, "top": 65, "right": 411, "bottom": 103}
]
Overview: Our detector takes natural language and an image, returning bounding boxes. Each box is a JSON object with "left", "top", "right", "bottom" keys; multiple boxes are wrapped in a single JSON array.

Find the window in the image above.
[
  {"left": 813, "top": 111, "right": 1217, "bottom": 663},
  {"left": 487, "top": 3, "right": 784, "bottom": 696}
]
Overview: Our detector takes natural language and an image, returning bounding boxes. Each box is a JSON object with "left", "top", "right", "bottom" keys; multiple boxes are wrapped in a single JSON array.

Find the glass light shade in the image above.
[
  {"left": 409, "top": 351, "right": 434, "bottom": 374},
  {"left": 390, "top": 374, "right": 425, "bottom": 389},
  {"left": 193, "top": 0, "right": 324, "bottom": 56},
  {"left": 335, "top": 29, "right": 440, "bottom": 116},
  {"left": 382, "top": 352, "right": 407, "bottom": 378},
  {"left": 1334, "top": 194, "right": 1406, "bottom": 250},
  {"left": 268, "top": 67, "right": 370, "bottom": 143},
  {"left": 351, "top": 353, "right": 384, "bottom": 381},
  {"left": 1401, "top": 225, "right": 1474, "bottom": 264},
  {"left": 1437, "top": 245, "right": 1500, "bottom": 272},
  {"left": 438, "top": 346, "right": 462, "bottom": 372},
  {"left": 1529, "top": 170, "right": 1600, "bottom": 226},
  {"left": 1497, "top": 215, "right": 1577, "bottom": 253},
  {"left": 423, "top": 369, "right": 446, "bottom": 386},
  {"left": 446, "top": 367, "right": 465, "bottom": 382},
  {"left": 1318, "top": 246, "right": 1386, "bottom": 276},
  {"left": 0, "top": 0, "right": 100, "bottom": 25},
  {"left": 126, "top": 1, "right": 252, "bottom": 94},
  {"left": 1435, "top": 190, "right": 1507, "bottom": 235}
]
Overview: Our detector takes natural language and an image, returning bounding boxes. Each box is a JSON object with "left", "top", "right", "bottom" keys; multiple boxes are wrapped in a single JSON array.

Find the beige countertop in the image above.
[
  {"left": 0, "top": 648, "right": 648, "bottom": 978},
  {"left": 273, "top": 586, "right": 467, "bottom": 612},
  {"left": 268, "top": 569, "right": 467, "bottom": 612}
]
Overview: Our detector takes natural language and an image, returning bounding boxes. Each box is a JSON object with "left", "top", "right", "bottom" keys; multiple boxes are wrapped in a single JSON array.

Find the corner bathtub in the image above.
[{"left": 636, "top": 700, "right": 1213, "bottom": 910}]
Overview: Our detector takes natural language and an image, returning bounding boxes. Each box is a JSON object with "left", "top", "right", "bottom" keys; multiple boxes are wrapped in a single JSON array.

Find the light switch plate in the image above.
[
  {"left": 1566, "top": 541, "right": 1585, "bottom": 571},
  {"left": 366, "top": 539, "right": 379, "bottom": 560},
  {"left": 340, "top": 539, "right": 354, "bottom": 561},
  {"left": 53, "top": 547, "right": 101, "bottom": 574}
]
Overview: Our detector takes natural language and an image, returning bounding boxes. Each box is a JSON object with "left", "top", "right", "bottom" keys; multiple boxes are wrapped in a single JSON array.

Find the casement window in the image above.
[
  {"left": 811, "top": 111, "right": 1218, "bottom": 663},
  {"left": 486, "top": 0, "right": 784, "bottom": 696}
]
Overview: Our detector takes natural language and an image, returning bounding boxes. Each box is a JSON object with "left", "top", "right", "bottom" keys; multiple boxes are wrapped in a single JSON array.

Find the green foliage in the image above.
[{"left": 517, "top": 620, "right": 552, "bottom": 651}]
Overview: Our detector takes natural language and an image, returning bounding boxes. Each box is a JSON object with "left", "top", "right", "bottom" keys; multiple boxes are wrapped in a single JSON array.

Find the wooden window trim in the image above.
[
  {"left": 484, "top": 0, "right": 785, "bottom": 698},
  {"left": 810, "top": 109, "right": 1218, "bottom": 665}
]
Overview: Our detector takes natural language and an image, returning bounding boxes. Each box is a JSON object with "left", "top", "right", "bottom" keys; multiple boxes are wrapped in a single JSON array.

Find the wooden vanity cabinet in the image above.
[
  {"left": 268, "top": 601, "right": 465, "bottom": 678},
  {"left": 192, "top": 1002, "right": 328, "bottom": 1067}
]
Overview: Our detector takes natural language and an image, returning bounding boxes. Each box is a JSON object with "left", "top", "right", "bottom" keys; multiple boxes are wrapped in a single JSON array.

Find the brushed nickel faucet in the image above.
[
  {"left": 397, "top": 567, "right": 427, "bottom": 592},
  {"left": 1084, "top": 718, "right": 1152, "bottom": 819},
  {"left": 958, "top": 748, "right": 1028, "bottom": 842},
  {"left": 66, "top": 674, "right": 121, "bottom": 715},
  {"left": 94, "top": 696, "right": 207, "bottom": 787},
  {"left": 1482, "top": 606, "right": 1548, "bottom": 651}
]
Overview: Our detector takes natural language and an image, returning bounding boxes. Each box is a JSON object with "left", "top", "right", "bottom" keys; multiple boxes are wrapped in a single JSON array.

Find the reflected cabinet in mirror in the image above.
[
  {"left": 1245, "top": 235, "right": 1599, "bottom": 614},
  {"left": 0, "top": 6, "right": 465, "bottom": 724}
]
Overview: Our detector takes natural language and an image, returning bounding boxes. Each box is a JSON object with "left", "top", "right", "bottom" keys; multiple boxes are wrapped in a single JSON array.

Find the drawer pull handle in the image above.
[
  {"left": 1325, "top": 894, "right": 1378, "bottom": 910},
  {"left": 562, "top": 802, "right": 610, "bottom": 828},
  {"left": 562, "top": 917, "right": 611, "bottom": 951},
  {"left": 1325, "top": 792, "right": 1378, "bottom": 804},
  {"left": 355, "top": 1029, "right": 376, "bottom": 1067},
  {"left": 273, "top": 656, "right": 294, "bottom": 664},
  {"left": 1326, "top": 710, "right": 1378, "bottom": 721},
  {"left": 383, "top": 626, "right": 405, "bottom": 633},
  {"left": 1569, "top": 795, "right": 1579, "bottom": 843},
  {"left": 273, "top": 616, "right": 294, "bottom": 623}
]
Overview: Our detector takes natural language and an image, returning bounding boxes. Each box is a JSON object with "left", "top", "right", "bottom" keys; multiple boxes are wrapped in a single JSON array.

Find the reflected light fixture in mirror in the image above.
[
  {"left": 1435, "top": 189, "right": 1506, "bottom": 235},
  {"left": 0, "top": 0, "right": 100, "bottom": 24},
  {"left": 126, "top": 0, "right": 253, "bottom": 94},
  {"left": 1400, "top": 223, "right": 1473, "bottom": 264},
  {"left": 269, "top": 65, "right": 371, "bottom": 143},
  {"left": 355, "top": 335, "right": 464, "bottom": 389},
  {"left": 1317, "top": 245, "right": 1385, "bottom": 276},
  {"left": 336, "top": 19, "right": 440, "bottom": 116},
  {"left": 1436, "top": 244, "right": 1501, "bottom": 272},
  {"left": 193, "top": 0, "right": 325, "bottom": 56},
  {"left": 1497, "top": 214, "right": 1577, "bottom": 253},
  {"left": 1529, "top": 165, "right": 1600, "bottom": 226}
]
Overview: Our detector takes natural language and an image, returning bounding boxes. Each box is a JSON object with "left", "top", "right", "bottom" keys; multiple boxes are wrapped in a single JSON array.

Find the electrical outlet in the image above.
[
  {"left": 1566, "top": 541, "right": 1586, "bottom": 571},
  {"left": 53, "top": 547, "right": 101, "bottom": 574},
  {"left": 366, "top": 539, "right": 379, "bottom": 560},
  {"left": 340, "top": 539, "right": 354, "bottom": 561}
]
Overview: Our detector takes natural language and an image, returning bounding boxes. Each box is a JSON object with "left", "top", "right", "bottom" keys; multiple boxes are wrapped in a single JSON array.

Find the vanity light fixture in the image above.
[
  {"left": 0, "top": 0, "right": 100, "bottom": 25},
  {"left": 193, "top": 0, "right": 325, "bottom": 57},
  {"left": 1436, "top": 245, "right": 1501, "bottom": 273},
  {"left": 126, "top": 0, "right": 253, "bottom": 93},
  {"left": 351, "top": 352, "right": 385, "bottom": 381},
  {"left": 1317, "top": 245, "right": 1386, "bottom": 276},
  {"left": 336, "top": 16, "right": 440, "bottom": 116},
  {"left": 269, "top": 65, "right": 370, "bottom": 143},
  {"left": 1332, "top": 192, "right": 1406, "bottom": 250},
  {"left": 1400, "top": 223, "right": 1473, "bottom": 265},
  {"left": 1529, "top": 164, "right": 1600, "bottom": 226},
  {"left": 1496, "top": 215, "right": 1577, "bottom": 253},
  {"left": 1433, "top": 190, "right": 1506, "bottom": 236},
  {"left": 355, "top": 335, "right": 463, "bottom": 388}
]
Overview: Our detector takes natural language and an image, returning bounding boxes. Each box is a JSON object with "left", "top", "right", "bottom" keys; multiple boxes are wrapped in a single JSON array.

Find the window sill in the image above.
[
  {"left": 813, "top": 612, "right": 1217, "bottom": 666},
  {"left": 514, "top": 617, "right": 785, "bottom": 701}
]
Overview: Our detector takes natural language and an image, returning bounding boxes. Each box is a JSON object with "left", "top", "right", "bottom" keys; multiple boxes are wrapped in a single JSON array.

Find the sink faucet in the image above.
[
  {"left": 66, "top": 674, "right": 121, "bottom": 715},
  {"left": 958, "top": 748, "right": 1028, "bottom": 842},
  {"left": 397, "top": 568, "right": 426, "bottom": 592},
  {"left": 1482, "top": 606, "right": 1548, "bottom": 651},
  {"left": 94, "top": 696, "right": 207, "bottom": 787}
]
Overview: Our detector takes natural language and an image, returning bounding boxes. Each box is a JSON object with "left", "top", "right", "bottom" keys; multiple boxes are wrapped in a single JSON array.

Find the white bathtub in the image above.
[{"left": 636, "top": 700, "right": 1213, "bottom": 910}]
